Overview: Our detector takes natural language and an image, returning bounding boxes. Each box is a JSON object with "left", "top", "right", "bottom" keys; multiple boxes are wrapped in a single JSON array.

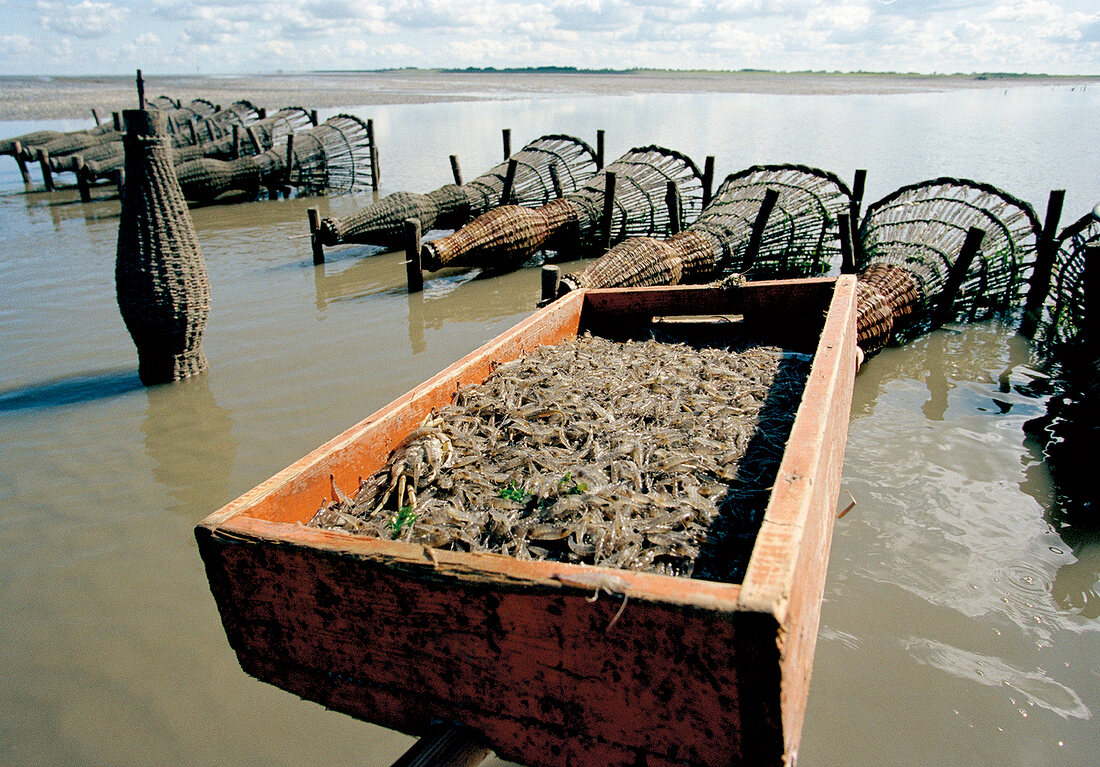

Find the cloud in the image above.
[{"left": 36, "top": 0, "right": 129, "bottom": 39}]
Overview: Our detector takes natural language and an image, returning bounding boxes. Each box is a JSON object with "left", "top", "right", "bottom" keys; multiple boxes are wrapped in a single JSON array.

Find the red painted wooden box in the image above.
[{"left": 196, "top": 277, "right": 858, "bottom": 767}]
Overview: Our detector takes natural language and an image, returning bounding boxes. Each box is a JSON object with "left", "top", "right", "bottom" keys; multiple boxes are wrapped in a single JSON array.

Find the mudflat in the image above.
[{"left": 2, "top": 69, "right": 1096, "bottom": 122}]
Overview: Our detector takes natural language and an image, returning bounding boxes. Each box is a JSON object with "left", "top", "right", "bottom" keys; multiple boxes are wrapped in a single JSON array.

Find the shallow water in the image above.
[{"left": 1, "top": 82, "right": 1097, "bottom": 766}]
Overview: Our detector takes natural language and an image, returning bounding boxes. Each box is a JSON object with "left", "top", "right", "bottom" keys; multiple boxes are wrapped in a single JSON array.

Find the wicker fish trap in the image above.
[
  {"left": 147, "top": 95, "right": 180, "bottom": 110},
  {"left": 243, "top": 107, "right": 314, "bottom": 155},
  {"left": 698, "top": 164, "right": 853, "bottom": 279},
  {"left": 176, "top": 114, "right": 374, "bottom": 202},
  {"left": 31, "top": 121, "right": 119, "bottom": 161},
  {"left": 172, "top": 100, "right": 263, "bottom": 147},
  {"left": 317, "top": 134, "right": 597, "bottom": 248},
  {"left": 1033, "top": 212, "right": 1100, "bottom": 354},
  {"left": 559, "top": 163, "right": 848, "bottom": 293},
  {"left": 115, "top": 109, "right": 210, "bottom": 385},
  {"left": 422, "top": 146, "right": 703, "bottom": 271},
  {"left": 1, "top": 130, "right": 65, "bottom": 156},
  {"left": 858, "top": 177, "right": 1041, "bottom": 330}
]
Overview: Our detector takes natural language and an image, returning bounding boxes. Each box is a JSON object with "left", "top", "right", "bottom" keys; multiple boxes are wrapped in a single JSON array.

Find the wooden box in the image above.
[{"left": 196, "top": 276, "right": 858, "bottom": 766}]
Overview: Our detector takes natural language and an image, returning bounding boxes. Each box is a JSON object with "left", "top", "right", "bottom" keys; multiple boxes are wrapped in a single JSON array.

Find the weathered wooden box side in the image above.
[{"left": 195, "top": 277, "right": 858, "bottom": 767}]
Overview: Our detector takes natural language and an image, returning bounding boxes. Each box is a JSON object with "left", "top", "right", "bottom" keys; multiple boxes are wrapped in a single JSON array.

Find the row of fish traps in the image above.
[{"left": 1, "top": 96, "right": 380, "bottom": 203}]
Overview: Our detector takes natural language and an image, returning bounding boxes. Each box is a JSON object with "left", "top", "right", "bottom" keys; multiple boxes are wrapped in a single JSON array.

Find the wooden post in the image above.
[
  {"left": 837, "top": 213, "right": 855, "bottom": 274},
  {"left": 12, "top": 141, "right": 31, "bottom": 185},
  {"left": 71, "top": 156, "right": 91, "bottom": 202},
  {"left": 113, "top": 112, "right": 122, "bottom": 132},
  {"left": 135, "top": 69, "right": 145, "bottom": 109},
  {"left": 115, "top": 167, "right": 125, "bottom": 197},
  {"left": 502, "top": 128, "right": 511, "bottom": 161},
  {"left": 389, "top": 724, "right": 489, "bottom": 767},
  {"left": 256, "top": 107, "right": 265, "bottom": 120},
  {"left": 284, "top": 134, "right": 295, "bottom": 192},
  {"left": 702, "top": 156, "right": 715, "bottom": 208},
  {"left": 231, "top": 124, "right": 240, "bottom": 159},
  {"left": 37, "top": 148, "right": 55, "bottom": 191},
  {"left": 665, "top": 180, "right": 682, "bottom": 235},
  {"left": 205, "top": 119, "right": 216, "bottom": 144},
  {"left": 849, "top": 169, "right": 867, "bottom": 264},
  {"left": 246, "top": 126, "right": 262, "bottom": 156},
  {"left": 500, "top": 159, "right": 517, "bottom": 205},
  {"left": 367, "top": 119, "right": 379, "bottom": 192},
  {"left": 1019, "top": 189, "right": 1066, "bottom": 338},
  {"left": 309, "top": 109, "right": 319, "bottom": 127},
  {"left": 549, "top": 163, "right": 563, "bottom": 198},
  {"left": 188, "top": 120, "right": 198, "bottom": 146},
  {"left": 449, "top": 154, "right": 463, "bottom": 185},
  {"left": 307, "top": 208, "right": 325, "bottom": 265},
  {"left": 92, "top": 108, "right": 100, "bottom": 125},
  {"left": 405, "top": 218, "right": 423, "bottom": 293},
  {"left": 601, "top": 171, "right": 617, "bottom": 250},
  {"left": 744, "top": 188, "right": 779, "bottom": 269},
  {"left": 541, "top": 265, "right": 561, "bottom": 305},
  {"left": 596, "top": 129, "right": 605, "bottom": 170},
  {"left": 370, "top": 144, "right": 380, "bottom": 192},
  {"left": 932, "top": 226, "right": 985, "bottom": 329}
]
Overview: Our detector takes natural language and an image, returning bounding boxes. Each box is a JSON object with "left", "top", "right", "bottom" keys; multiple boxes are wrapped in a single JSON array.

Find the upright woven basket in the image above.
[
  {"left": 318, "top": 134, "right": 597, "bottom": 248},
  {"left": 115, "top": 109, "right": 210, "bottom": 385}
]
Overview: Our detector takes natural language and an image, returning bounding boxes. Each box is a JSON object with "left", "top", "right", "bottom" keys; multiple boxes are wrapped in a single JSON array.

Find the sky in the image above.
[{"left": 1, "top": 0, "right": 1098, "bottom": 77}]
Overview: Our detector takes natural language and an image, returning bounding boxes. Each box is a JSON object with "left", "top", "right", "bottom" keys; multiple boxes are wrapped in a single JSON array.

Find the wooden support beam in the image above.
[
  {"left": 932, "top": 226, "right": 985, "bottom": 329},
  {"left": 849, "top": 169, "right": 867, "bottom": 265},
  {"left": 601, "top": 171, "right": 617, "bottom": 250},
  {"left": 595, "top": 129, "right": 605, "bottom": 170},
  {"left": 549, "top": 163, "right": 563, "bottom": 199},
  {"left": 37, "top": 148, "right": 55, "bottom": 191},
  {"left": 246, "top": 126, "right": 262, "bottom": 156},
  {"left": 113, "top": 112, "right": 122, "bottom": 132},
  {"left": 307, "top": 208, "right": 325, "bottom": 265},
  {"left": 837, "top": 213, "right": 855, "bottom": 274},
  {"left": 665, "top": 180, "right": 682, "bottom": 235},
  {"left": 71, "top": 156, "right": 90, "bottom": 202},
  {"left": 744, "top": 188, "right": 780, "bottom": 269},
  {"left": 502, "top": 128, "right": 511, "bottom": 161},
  {"left": 405, "top": 218, "right": 423, "bottom": 293},
  {"left": 309, "top": 109, "right": 318, "bottom": 127},
  {"left": 1019, "top": 189, "right": 1066, "bottom": 338},
  {"left": 92, "top": 108, "right": 100, "bottom": 126},
  {"left": 284, "top": 134, "right": 295, "bottom": 191},
  {"left": 389, "top": 725, "right": 490, "bottom": 767},
  {"left": 136, "top": 69, "right": 145, "bottom": 109},
  {"left": 541, "top": 264, "right": 561, "bottom": 305},
  {"left": 500, "top": 159, "right": 517, "bottom": 205},
  {"left": 449, "top": 154, "right": 463, "bottom": 186},
  {"left": 12, "top": 141, "right": 32, "bottom": 185},
  {"left": 702, "top": 155, "right": 715, "bottom": 208}
]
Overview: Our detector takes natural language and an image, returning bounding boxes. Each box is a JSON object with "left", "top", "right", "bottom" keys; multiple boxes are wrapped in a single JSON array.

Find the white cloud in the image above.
[{"left": 36, "top": 0, "right": 129, "bottom": 39}]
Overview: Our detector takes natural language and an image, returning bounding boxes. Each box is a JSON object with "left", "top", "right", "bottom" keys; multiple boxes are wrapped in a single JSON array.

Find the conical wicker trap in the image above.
[
  {"left": 422, "top": 145, "right": 703, "bottom": 271},
  {"left": 857, "top": 177, "right": 1041, "bottom": 340},
  {"left": 176, "top": 114, "right": 375, "bottom": 203},
  {"left": 318, "top": 134, "right": 597, "bottom": 248},
  {"left": 1033, "top": 211, "right": 1100, "bottom": 355},
  {"left": 561, "top": 164, "right": 852, "bottom": 292}
]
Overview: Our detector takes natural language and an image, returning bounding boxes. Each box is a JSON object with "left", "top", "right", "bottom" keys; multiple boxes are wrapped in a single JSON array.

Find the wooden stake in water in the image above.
[
  {"left": 405, "top": 217, "right": 423, "bottom": 293},
  {"left": 932, "top": 226, "right": 985, "bottom": 329},
  {"left": 744, "top": 188, "right": 779, "bottom": 270},
  {"left": 602, "top": 171, "right": 617, "bottom": 250},
  {"left": 135, "top": 68, "right": 145, "bottom": 109},
  {"left": 449, "top": 154, "right": 463, "bottom": 185},
  {"left": 838, "top": 213, "right": 855, "bottom": 274},
  {"left": 702, "top": 156, "right": 715, "bottom": 208},
  {"left": 541, "top": 264, "right": 561, "bottom": 305},
  {"left": 12, "top": 141, "right": 31, "bottom": 185},
  {"left": 37, "top": 148, "right": 54, "bottom": 191},
  {"left": 500, "top": 159, "right": 517, "bottom": 205},
  {"left": 1019, "top": 189, "right": 1066, "bottom": 339},
  {"left": 71, "top": 156, "right": 91, "bottom": 202},
  {"left": 307, "top": 207, "right": 325, "bottom": 265},
  {"left": 666, "top": 180, "right": 682, "bottom": 235},
  {"left": 502, "top": 128, "right": 511, "bottom": 161},
  {"left": 596, "top": 129, "right": 605, "bottom": 170}
]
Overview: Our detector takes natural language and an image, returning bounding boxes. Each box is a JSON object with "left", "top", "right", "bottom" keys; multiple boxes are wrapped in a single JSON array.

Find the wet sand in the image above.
[{"left": 1, "top": 69, "right": 1096, "bottom": 122}]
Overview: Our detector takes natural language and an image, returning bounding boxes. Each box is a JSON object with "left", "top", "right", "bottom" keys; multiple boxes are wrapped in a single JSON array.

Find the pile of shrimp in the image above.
[{"left": 309, "top": 333, "right": 810, "bottom": 581}]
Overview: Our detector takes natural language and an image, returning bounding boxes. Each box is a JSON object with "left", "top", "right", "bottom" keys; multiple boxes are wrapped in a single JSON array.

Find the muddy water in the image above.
[{"left": 1, "top": 81, "right": 1097, "bottom": 766}]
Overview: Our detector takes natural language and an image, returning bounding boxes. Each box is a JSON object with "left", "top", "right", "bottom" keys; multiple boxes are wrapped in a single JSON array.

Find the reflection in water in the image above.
[
  {"left": 406, "top": 291, "right": 425, "bottom": 354},
  {"left": 903, "top": 637, "right": 1091, "bottom": 720},
  {"left": 0, "top": 368, "right": 142, "bottom": 412},
  {"left": 142, "top": 374, "right": 236, "bottom": 516}
]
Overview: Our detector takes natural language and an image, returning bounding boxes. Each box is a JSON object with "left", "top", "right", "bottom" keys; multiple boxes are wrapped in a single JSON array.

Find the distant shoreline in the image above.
[{"left": 1, "top": 69, "right": 1096, "bottom": 123}]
